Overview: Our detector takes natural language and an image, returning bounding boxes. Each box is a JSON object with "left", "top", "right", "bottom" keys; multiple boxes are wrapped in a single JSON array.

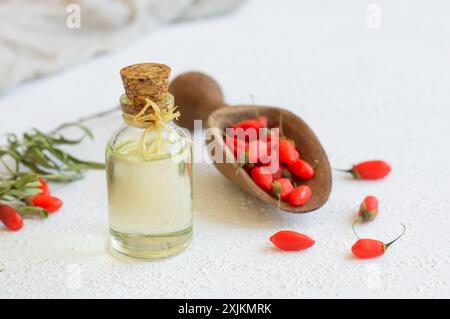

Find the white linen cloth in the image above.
[{"left": 0, "top": 0, "right": 244, "bottom": 93}]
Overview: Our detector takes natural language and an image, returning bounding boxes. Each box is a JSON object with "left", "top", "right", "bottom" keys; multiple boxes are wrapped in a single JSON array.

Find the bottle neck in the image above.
[
  {"left": 120, "top": 93, "right": 175, "bottom": 128},
  {"left": 117, "top": 93, "right": 181, "bottom": 159}
]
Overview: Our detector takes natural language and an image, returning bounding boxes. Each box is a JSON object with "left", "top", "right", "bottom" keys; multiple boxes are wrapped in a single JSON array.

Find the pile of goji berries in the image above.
[
  {"left": 0, "top": 178, "right": 63, "bottom": 232},
  {"left": 224, "top": 115, "right": 401, "bottom": 260},
  {"left": 225, "top": 115, "right": 315, "bottom": 207}
]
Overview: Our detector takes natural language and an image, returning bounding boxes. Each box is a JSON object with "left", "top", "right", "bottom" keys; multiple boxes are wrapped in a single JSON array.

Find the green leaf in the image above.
[
  {"left": 17, "top": 206, "right": 48, "bottom": 219},
  {"left": 66, "top": 154, "right": 105, "bottom": 169},
  {"left": 6, "top": 133, "right": 18, "bottom": 144},
  {"left": 8, "top": 187, "right": 41, "bottom": 199},
  {"left": 1, "top": 124, "right": 104, "bottom": 189},
  {"left": 39, "top": 173, "right": 84, "bottom": 182},
  {"left": 13, "top": 173, "right": 38, "bottom": 189},
  {"left": 24, "top": 148, "right": 57, "bottom": 169},
  {"left": 20, "top": 160, "right": 53, "bottom": 175}
]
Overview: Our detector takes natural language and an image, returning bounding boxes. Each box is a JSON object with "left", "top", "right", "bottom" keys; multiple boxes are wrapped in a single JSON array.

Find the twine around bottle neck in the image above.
[{"left": 121, "top": 96, "right": 181, "bottom": 158}]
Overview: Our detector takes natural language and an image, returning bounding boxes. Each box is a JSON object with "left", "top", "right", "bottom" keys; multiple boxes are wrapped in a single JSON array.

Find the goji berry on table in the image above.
[
  {"left": 0, "top": 204, "right": 23, "bottom": 231},
  {"left": 358, "top": 195, "right": 378, "bottom": 222},
  {"left": 38, "top": 178, "right": 50, "bottom": 196},
  {"left": 270, "top": 230, "right": 315, "bottom": 251},
  {"left": 30, "top": 194, "right": 63, "bottom": 213},
  {"left": 352, "top": 160, "right": 391, "bottom": 180},
  {"left": 351, "top": 224, "right": 405, "bottom": 259}
]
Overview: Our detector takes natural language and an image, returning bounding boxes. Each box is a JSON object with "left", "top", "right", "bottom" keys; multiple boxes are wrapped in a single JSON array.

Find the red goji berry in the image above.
[
  {"left": 225, "top": 135, "right": 247, "bottom": 159},
  {"left": 0, "top": 204, "right": 23, "bottom": 231},
  {"left": 30, "top": 194, "right": 63, "bottom": 213},
  {"left": 351, "top": 224, "right": 405, "bottom": 259},
  {"left": 231, "top": 119, "right": 262, "bottom": 130},
  {"left": 271, "top": 164, "right": 290, "bottom": 180},
  {"left": 251, "top": 166, "right": 274, "bottom": 192},
  {"left": 258, "top": 116, "right": 268, "bottom": 127},
  {"left": 230, "top": 116, "right": 268, "bottom": 138},
  {"left": 289, "top": 185, "right": 312, "bottom": 206},
  {"left": 351, "top": 239, "right": 385, "bottom": 259},
  {"left": 260, "top": 128, "right": 271, "bottom": 142},
  {"left": 187, "top": 162, "right": 191, "bottom": 178},
  {"left": 243, "top": 164, "right": 253, "bottom": 174},
  {"left": 358, "top": 195, "right": 378, "bottom": 222},
  {"left": 272, "top": 165, "right": 282, "bottom": 179},
  {"left": 247, "top": 139, "right": 269, "bottom": 164},
  {"left": 270, "top": 230, "right": 315, "bottom": 251},
  {"left": 288, "top": 159, "right": 314, "bottom": 180},
  {"left": 272, "top": 178, "right": 294, "bottom": 201},
  {"left": 38, "top": 178, "right": 50, "bottom": 196},
  {"left": 262, "top": 127, "right": 280, "bottom": 145},
  {"left": 279, "top": 139, "right": 299, "bottom": 165},
  {"left": 350, "top": 160, "right": 391, "bottom": 180}
]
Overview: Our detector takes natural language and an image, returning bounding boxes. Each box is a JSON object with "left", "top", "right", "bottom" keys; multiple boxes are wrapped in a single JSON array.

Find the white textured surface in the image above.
[{"left": 1, "top": 0, "right": 450, "bottom": 298}]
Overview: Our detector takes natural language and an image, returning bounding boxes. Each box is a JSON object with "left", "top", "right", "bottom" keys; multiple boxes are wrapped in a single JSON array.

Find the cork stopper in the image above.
[{"left": 120, "top": 63, "right": 171, "bottom": 105}]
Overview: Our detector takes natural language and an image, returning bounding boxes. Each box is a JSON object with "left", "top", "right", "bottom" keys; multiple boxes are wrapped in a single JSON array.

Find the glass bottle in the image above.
[{"left": 106, "top": 63, "right": 193, "bottom": 260}]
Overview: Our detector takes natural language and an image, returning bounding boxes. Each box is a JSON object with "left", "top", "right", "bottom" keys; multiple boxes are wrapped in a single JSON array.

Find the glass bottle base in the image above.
[{"left": 109, "top": 226, "right": 192, "bottom": 260}]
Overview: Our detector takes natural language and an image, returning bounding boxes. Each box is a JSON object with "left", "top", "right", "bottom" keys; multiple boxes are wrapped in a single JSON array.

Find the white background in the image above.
[{"left": 1, "top": 0, "right": 449, "bottom": 298}]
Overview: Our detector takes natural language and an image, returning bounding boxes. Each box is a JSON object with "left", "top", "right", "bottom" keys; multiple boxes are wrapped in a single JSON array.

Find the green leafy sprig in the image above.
[
  {"left": 0, "top": 120, "right": 108, "bottom": 220},
  {"left": 0, "top": 124, "right": 105, "bottom": 182}
]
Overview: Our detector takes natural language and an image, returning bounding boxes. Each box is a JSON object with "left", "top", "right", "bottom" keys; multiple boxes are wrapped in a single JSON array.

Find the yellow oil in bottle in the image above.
[{"left": 106, "top": 129, "right": 193, "bottom": 260}]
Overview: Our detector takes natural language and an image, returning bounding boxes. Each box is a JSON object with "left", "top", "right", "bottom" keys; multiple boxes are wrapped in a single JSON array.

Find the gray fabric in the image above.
[{"left": 0, "top": 0, "right": 245, "bottom": 93}]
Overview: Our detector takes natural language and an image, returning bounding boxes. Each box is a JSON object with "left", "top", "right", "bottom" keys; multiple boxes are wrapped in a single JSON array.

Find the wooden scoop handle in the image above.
[{"left": 169, "top": 72, "right": 227, "bottom": 130}]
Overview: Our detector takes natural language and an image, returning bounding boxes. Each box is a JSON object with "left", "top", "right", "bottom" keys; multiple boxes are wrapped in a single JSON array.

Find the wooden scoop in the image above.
[{"left": 169, "top": 72, "right": 332, "bottom": 213}]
